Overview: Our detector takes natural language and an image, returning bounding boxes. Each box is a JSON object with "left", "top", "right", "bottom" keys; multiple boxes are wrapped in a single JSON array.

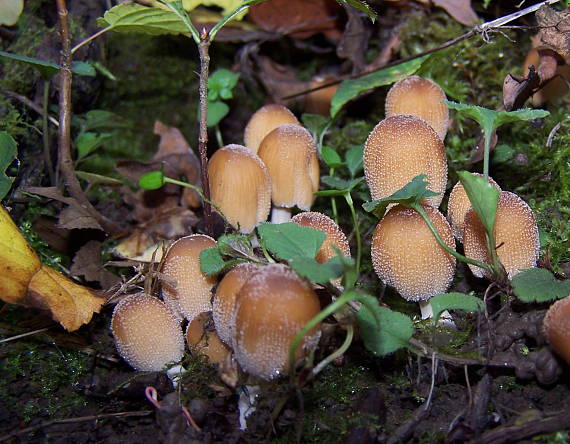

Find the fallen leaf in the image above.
[
  {"left": 253, "top": 55, "right": 311, "bottom": 105},
  {"left": 58, "top": 205, "right": 103, "bottom": 230},
  {"left": 0, "top": 0, "right": 23, "bottom": 26},
  {"left": 336, "top": 3, "right": 370, "bottom": 72},
  {"left": 536, "top": 6, "right": 570, "bottom": 63},
  {"left": 71, "top": 241, "right": 121, "bottom": 288},
  {"left": 248, "top": 0, "right": 344, "bottom": 40},
  {"left": 432, "top": 0, "right": 478, "bottom": 26},
  {"left": 502, "top": 69, "right": 540, "bottom": 111}
]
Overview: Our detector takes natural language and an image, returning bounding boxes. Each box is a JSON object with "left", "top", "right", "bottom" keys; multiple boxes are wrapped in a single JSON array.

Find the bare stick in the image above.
[{"left": 0, "top": 89, "right": 59, "bottom": 127}]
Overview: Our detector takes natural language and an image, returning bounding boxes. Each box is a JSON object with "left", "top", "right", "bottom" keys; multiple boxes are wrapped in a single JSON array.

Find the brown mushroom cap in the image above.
[
  {"left": 161, "top": 234, "right": 217, "bottom": 322},
  {"left": 447, "top": 174, "right": 502, "bottom": 242},
  {"left": 543, "top": 295, "right": 570, "bottom": 365},
  {"left": 291, "top": 211, "right": 351, "bottom": 263},
  {"left": 385, "top": 75, "right": 449, "bottom": 140},
  {"left": 463, "top": 191, "right": 540, "bottom": 279},
  {"left": 258, "top": 124, "right": 320, "bottom": 211},
  {"left": 371, "top": 205, "right": 456, "bottom": 302},
  {"left": 111, "top": 293, "right": 185, "bottom": 371},
  {"left": 244, "top": 104, "right": 300, "bottom": 154},
  {"left": 233, "top": 263, "right": 321, "bottom": 380},
  {"left": 212, "top": 263, "right": 261, "bottom": 346},
  {"left": 364, "top": 115, "right": 447, "bottom": 208},
  {"left": 208, "top": 144, "right": 271, "bottom": 233},
  {"left": 186, "top": 312, "right": 231, "bottom": 365},
  {"left": 304, "top": 75, "right": 339, "bottom": 116}
]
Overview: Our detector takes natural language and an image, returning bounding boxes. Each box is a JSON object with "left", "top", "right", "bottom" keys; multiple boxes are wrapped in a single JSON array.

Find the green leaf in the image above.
[
  {"left": 199, "top": 247, "right": 226, "bottom": 276},
  {"left": 512, "top": 268, "right": 570, "bottom": 303},
  {"left": 205, "top": 101, "right": 230, "bottom": 127},
  {"left": 139, "top": 171, "right": 165, "bottom": 190},
  {"left": 0, "top": 132, "right": 17, "bottom": 200},
  {"left": 288, "top": 256, "right": 343, "bottom": 284},
  {"left": 216, "top": 233, "right": 255, "bottom": 259},
  {"left": 444, "top": 101, "right": 550, "bottom": 135},
  {"left": 208, "top": 68, "right": 239, "bottom": 101},
  {"left": 71, "top": 61, "right": 96, "bottom": 77},
  {"left": 76, "top": 132, "right": 112, "bottom": 160},
  {"left": 301, "top": 113, "right": 331, "bottom": 142},
  {"left": 492, "top": 144, "right": 515, "bottom": 163},
  {"left": 345, "top": 144, "right": 363, "bottom": 177},
  {"left": 321, "top": 175, "right": 362, "bottom": 192},
  {"left": 257, "top": 222, "right": 325, "bottom": 261},
  {"left": 429, "top": 293, "right": 484, "bottom": 325},
  {"left": 330, "top": 55, "right": 428, "bottom": 118},
  {"left": 0, "top": 51, "right": 96, "bottom": 79},
  {"left": 336, "top": 0, "right": 377, "bottom": 23},
  {"left": 362, "top": 174, "right": 438, "bottom": 219},
  {"left": 321, "top": 146, "right": 343, "bottom": 168},
  {"left": 97, "top": 3, "right": 189, "bottom": 35},
  {"left": 356, "top": 293, "right": 414, "bottom": 356},
  {"left": 457, "top": 171, "right": 499, "bottom": 235},
  {"left": 0, "top": 0, "right": 23, "bottom": 26},
  {"left": 91, "top": 61, "right": 117, "bottom": 81}
]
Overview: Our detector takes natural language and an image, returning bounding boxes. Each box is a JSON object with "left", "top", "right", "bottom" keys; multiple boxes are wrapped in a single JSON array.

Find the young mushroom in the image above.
[
  {"left": 371, "top": 205, "right": 456, "bottom": 320},
  {"left": 186, "top": 312, "right": 231, "bottom": 365},
  {"left": 111, "top": 293, "right": 185, "bottom": 371},
  {"left": 364, "top": 115, "right": 447, "bottom": 208},
  {"left": 543, "top": 295, "right": 570, "bottom": 366},
  {"left": 244, "top": 104, "right": 300, "bottom": 154},
  {"left": 463, "top": 191, "right": 539, "bottom": 279},
  {"left": 233, "top": 264, "right": 321, "bottom": 380},
  {"left": 447, "top": 174, "right": 501, "bottom": 242},
  {"left": 161, "top": 234, "right": 217, "bottom": 322},
  {"left": 208, "top": 144, "right": 271, "bottom": 233},
  {"left": 385, "top": 75, "right": 449, "bottom": 140},
  {"left": 258, "top": 124, "right": 320, "bottom": 223}
]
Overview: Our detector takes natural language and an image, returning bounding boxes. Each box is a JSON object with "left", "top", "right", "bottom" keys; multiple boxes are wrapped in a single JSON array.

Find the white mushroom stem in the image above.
[
  {"left": 238, "top": 384, "right": 260, "bottom": 430},
  {"left": 271, "top": 206, "right": 292, "bottom": 224},
  {"left": 419, "top": 301, "right": 455, "bottom": 328},
  {"left": 166, "top": 364, "right": 187, "bottom": 388}
]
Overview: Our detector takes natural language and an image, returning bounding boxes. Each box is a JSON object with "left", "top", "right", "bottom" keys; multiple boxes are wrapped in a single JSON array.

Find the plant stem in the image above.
[
  {"left": 215, "top": 124, "right": 224, "bottom": 148},
  {"left": 163, "top": 176, "right": 223, "bottom": 217},
  {"left": 482, "top": 130, "right": 493, "bottom": 180},
  {"left": 413, "top": 204, "right": 493, "bottom": 273},
  {"left": 329, "top": 167, "right": 338, "bottom": 222},
  {"left": 70, "top": 26, "right": 111, "bottom": 55},
  {"left": 42, "top": 80, "right": 54, "bottom": 185},
  {"left": 344, "top": 192, "right": 361, "bottom": 275},
  {"left": 311, "top": 324, "right": 354, "bottom": 377}
]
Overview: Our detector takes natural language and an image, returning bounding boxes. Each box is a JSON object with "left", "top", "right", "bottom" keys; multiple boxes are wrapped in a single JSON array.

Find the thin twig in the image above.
[
  {"left": 0, "top": 410, "right": 152, "bottom": 442},
  {"left": 0, "top": 89, "right": 60, "bottom": 126},
  {"left": 0, "top": 327, "right": 51, "bottom": 344},
  {"left": 71, "top": 27, "right": 111, "bottom": 55},
  {"left": 281, "top": 0, "right": 561, "bottom": 100}
]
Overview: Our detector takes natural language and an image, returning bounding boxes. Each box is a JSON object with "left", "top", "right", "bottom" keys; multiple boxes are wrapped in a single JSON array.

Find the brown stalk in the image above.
[{"left": 56, "top": 0, "right": 120, "bottom": 235}]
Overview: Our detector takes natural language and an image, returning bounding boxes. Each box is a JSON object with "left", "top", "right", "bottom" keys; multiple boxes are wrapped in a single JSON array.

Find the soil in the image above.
[{"left": 1, "top": 0, "right": 570, "bottom": 443}]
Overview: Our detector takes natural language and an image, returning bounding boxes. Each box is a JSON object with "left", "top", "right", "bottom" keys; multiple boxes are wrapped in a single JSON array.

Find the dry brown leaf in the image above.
[
  {"left": 248, "top": 0, "right": 344, "bottom": 40},
  {"left": 58, "top": 205, "right": 103, "bottom": 230},
  {"left": 432, "top": 0, "right": 478, "bottom": 26},
  {"left": 536, "top": 6, "right": 570, "bottom": 63},
  {"left": 71, "top": 241, "right": 121, "bottom": 288}
]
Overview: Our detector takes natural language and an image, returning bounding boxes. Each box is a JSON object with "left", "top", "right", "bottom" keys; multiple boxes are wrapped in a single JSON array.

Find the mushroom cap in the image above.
[
  {"left": 212, "top": 263, "right": 261, "bottom": 346},
  {"left": 111, "top": 293, "right": 185, "bottom": 371},
  {"left": 291, "top": 211, "right": 351, "bottom": 263},
  {"left": 208, "top": 144, "right": 271, "bottom": 233},
  {"left": 463, "top": 191, "right": 540, "bottom": 279},
  {"left": 161, "top": 234, "right": 217, "bottom": 322},
  {"left": 524, "top": 48, "right": 570, "bottom": 105},
  {"left": 258, "top": 124, "right": 320, "bottom": 211},
  {"left": 371, "top": 205, "right": 456, "bottom": 302},
  {"left": 233, "top": 263, "right": 321, "bottom": 380},
  {"left": 186, "top": 312, "right": 231, "bottom": 365},
  {"left": 447, "top": 174, "right": 501, "bottom": 242},
  {"left": 244, "top": 104, "right": 300, "bottom": 154},
  {"left": 364, "top": 115, "right": 447, "bottom": 208},
  {"left": 304, "top": 75, "right": 339, "bottom": 116},
  {"left": 543, "top": 295, "right": 570, "bottom": 365},
  {"left": 385, "top": 75, "right": 449, "bottom": 140}
]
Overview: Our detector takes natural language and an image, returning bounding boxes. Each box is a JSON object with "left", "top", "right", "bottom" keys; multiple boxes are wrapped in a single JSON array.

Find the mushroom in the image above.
[
  {"left": 291, "top": 211, "right": 351, "bottom": 263},
  {"left": 233, "top": 264, "right": 321, "bottom": 380},
  {"left": 161, "top": 234, "right": 217, "bottom": 322},
  {"left": 186, "top": 312, "right": 231, "bottom": 364},
  {"left": 304, "top": 75, "right": 339, "bottom": 116},
  {"left": 523, "top": 47, "right": 570, "bottom": 106},
  {"left": 208, "top": 144, "right": 271, "bottom": 233},
  {"left": 447, "top": 174, "right": 501, "bottom": 242},
  {"left": 543, "top": 295, "right": 570, "bottom": 366},
  {"left": 258, "top": 124, "right": 320, "bottom": 223},
  {"left": 244, "top": 104, "right": 300, "bottom": 154},
  {"left": 371, "top": 204, "right": 456, "bottom": 320},
  {"left": 212, "top": 263, "right": 260, "bottom": 346},
  {"left": 463, "top": 191, "right": 540, "bottom": 279},
  {"left": 111, "top": 293, "right": 185, "bottom": 371},
  {"left": 364, "top": 115, "right": 447, "bottom": 208},
  {"left": 385, "top": 75, "right": 449, "bottom": 140}
]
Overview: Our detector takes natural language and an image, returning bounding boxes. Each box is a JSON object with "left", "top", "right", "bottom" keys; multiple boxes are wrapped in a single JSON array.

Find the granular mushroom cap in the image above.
[
  {"left": 463, "top": 191, "right": 539, "bottom": 279},
  {"left": 212, "top": 263, "right": 261, "bottom": 346},
  {"left": 447, "top": 174, "right": 501, "bottom": 242},
  {"left": 543, "top": 295, "right": 570, "bottom": 366},
  {"left": 208, "top": 144, "right": 271, "bottom": 233},
  {"left": 291, "top": 211, "right": 351, "bottom": 263},
  {"left": 233, "top": 264, "right": 321, "bottom": 380},
  {"left": 385, "top": 75, "right": 450, "bottom": 140},
  {"left": 371, "top": 205, "right": 456, "bottom": 302},
  {"left": 244, "top": 104, "right": 300, "bottom": 154},
  {"left": 258, "top": 124, "right": 320, "bottom": 211},
  {"left": 161, "top": 234, "right": 217, "bottom": 322},
  {"left": 364, "top": 115, "right": 447, "bottom": 208},
  {"left": 186, "top": 312, "right": 231, "bottom": 365},
  {"left": 111, "top": 293, "right": 185, "bottom": 371}
]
